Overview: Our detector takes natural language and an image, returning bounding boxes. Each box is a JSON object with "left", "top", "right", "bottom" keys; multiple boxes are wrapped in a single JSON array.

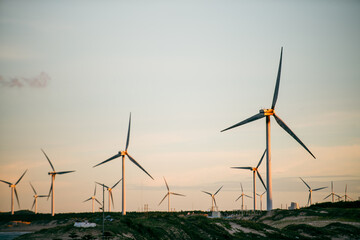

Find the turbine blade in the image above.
[
  {"left": 110, "top": 191, "right": 114, "bottom": 207},
  {"left": 93, "top": 153, "right": 121, "bottom": 168},
  {"left": 125, "top": 113, "right": 131, "bottom": 151},
  {"left": 163, "top": 177, "right": 169, "bottom": 191},
  {"left": 213, "top": 197, "right": 217, "bottom": 207},
  {"left": 95, "top": 198, "right": 102, "bottom": 205},
  {"left": 127, "top": 153, "right": 154, "bottom": 180},
  {"left": 307, "top": 193, "right": 311, "bottom": 206},
  {"left": 271, "top": 47, "right": 283, "bottom": 110},
  {"left": 241, "top": 183, "right": 243, "bottom": 193},
  {"left": 14, "top": 187, "right": 20, "bottom": 208},
  {"left": 256, "top": 170, "right": 267, "bottom": 190},
  {"left": 0, "top": 180, "right": 12, "bottom": 185},
  {"left": 15, "top": 169, "right": 28, "bottom": 185},
  {"left": 41, "top": 149, "right": 55, "bottom": 171},
  {"left": 335, "top": 194, "right": 341, "bottom": 198},
  {"left": 214, "top": 186, "right": 223, "bottom": 196},
  {"left": 83, "top": 197, "right": 92, "bottom": 202},
  {"left": 111, "top": 179, "right": 122, "bottom": 189},
  {"left": 256, "top": 149, "right": 267, "bottom": 169},
  {"left": 231, "top": 167, "right": 253, "bottom": 170},
  {"left": 221, "top": 112, "right": 265, "bottom": 132},
  {"left": 273, "top": 113, "right": 316, "bottom": 159},
  {"left": 300, "top": 177, "right": 311, "bottom": 190},
  {"left": 331, "top": 181, "right": 333, "bottom": 192},
  {"left": 323, "top": 194, "right": 331, "bottom": 200},
  {"left": 38, "top": 195, "right": 48, "bottom": 197},
  {"left": 56, "top": 170, "right": 75, "bottom": 175},
  {"left": 95, "top": 182, "right": 109, "bottom": 189},
  {"left": 94, "top": 185, "right": 97, "bottom": 196},
  {"left": 235, "top": 195, "right": 242, "bottom": 201},
  {"left": 31, "top": 199, "right": 36, "bottom": 210},
  {"left": 171, "top": 192, "right": 185, "bottom": 197},
  {"left": 29, "top": 182, "right": 37, "bottom": 195},
  {"left": 202, "top": 191, "right": 212, "bottom": 196},
  {"left": 47, "top": 182, "right": 53, "bottom": 200},
  {"left": 158, "top": 193, "right": 168, "bottom": 206},
  {"left": 313, "top": 187, "right": 327, "bottom": 191},
  {"left": 245, "top": 194, "right": 252, "bottom": 198}
]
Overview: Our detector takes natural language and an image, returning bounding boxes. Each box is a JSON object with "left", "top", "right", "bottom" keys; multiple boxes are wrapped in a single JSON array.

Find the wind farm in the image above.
[{"left": 0, "top": 1, "right": 359, "bottom": 239}]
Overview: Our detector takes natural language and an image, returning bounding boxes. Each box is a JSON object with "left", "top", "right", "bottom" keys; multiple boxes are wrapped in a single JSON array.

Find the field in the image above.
[{"left": 0, "top": 201, "right": 359, "bottom": 240}]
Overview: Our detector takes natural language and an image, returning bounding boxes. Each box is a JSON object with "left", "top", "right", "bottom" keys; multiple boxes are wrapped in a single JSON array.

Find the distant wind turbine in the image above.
[
  {"left": 323, "top": 181, "right": 341, "bottom": 203},
  {"left": 235, "top": 183, "right": 252, "bottom": 211},
  {"left": 231, "top": 149, "right": 267, "bottom": 211},
  {"left": 221, "top": 47, "right": 316, "bottom": 211},
  {"left": 95, "top": 179, "right": 122, "bottom": 212},
  {"left": 256, "top": 191, "right": 266, "bottom": 211},
  {"left": 340, "top": 184, "right": 353, "bottom": 202},
  {"left": 42, "top": 149, "right": 75, "bottom": 216},
  {"left": 202, "top": 186, "right": 223, "bottom": 212},
  {"left": 0, "top": 170, "right": 27, "bottom": 215},
  {"left": 29, "top": 182, "right": 48, "bottom": 214},
  {"left": 159, "top": 177, "right": 185, "bottom": 212},
  {"left": 83, "top": 184, "right": 102, "bottom": 213},
  {"left": 93, "top": 113, "right": 154, "bottom": 216},
  {"left": 300, "top": 177, "right": 327, "bottom": 206}
]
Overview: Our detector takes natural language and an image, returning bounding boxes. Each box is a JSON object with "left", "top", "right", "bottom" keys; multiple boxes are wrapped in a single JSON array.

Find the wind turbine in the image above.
[
  {"left": 221, "top": 47, "right": 316, "bottom": 211},
  {"left": 93, "top": 113, "right": 154, "bottom": 215},
  {"left": 158, "top": 177, "right": 185, "bottom": 212},
  {"left": 300, "top": 177, "right": 327, "bottom": 206},
  {"left": 231, "top": 149, "right": 267, "bottom": 211},
  {"left": 323, "top": 181, "right": 341, "bottom": 203},
  {"left": 202, "top": 186, "right": 223, "bottom": 212},
  {"left": 340, "top": 184, "right": 353, "bottom": 202},
  {"left": 235, "top": 183, "right": 252, "bottom": 211},
  {"left": 83, "top": 184, "right": 102, "bottom": 213},
  {"left": 42, "top": 149, "right": 75, "bottom": 216},
  {"left": 95, "top": 179, "right": 122, "bottom": 212},
  {"left": 256, "top": 191, "right": 266, "bottom": 211},
  {"left": 30, "top": 182, "right": 48, "bottom": 214},
  {"left": 0, "top": 170, "right": 27, "bottom": 215}
]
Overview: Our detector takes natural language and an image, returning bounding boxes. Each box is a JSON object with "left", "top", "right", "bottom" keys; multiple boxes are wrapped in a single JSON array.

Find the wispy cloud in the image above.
[{"left": 0, "top": 72, "right": 50, "bottom": 88}]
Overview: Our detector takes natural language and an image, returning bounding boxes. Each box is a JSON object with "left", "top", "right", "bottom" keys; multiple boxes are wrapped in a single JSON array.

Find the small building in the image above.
[{"left": 288, "top": 202, "right": 299, "bottom": 210}]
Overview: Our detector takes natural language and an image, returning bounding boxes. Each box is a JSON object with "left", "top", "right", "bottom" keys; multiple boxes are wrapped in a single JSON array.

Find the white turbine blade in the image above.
[
  {"left": 163, "top": 177, "right": 169, "bottom": 191},
  {"left": 273, "top": 113, "right": 316, "bottom": 159},
  {"left": 335, "top": 194, "right": 341, "bottom": 199},
  {"left": 235, "top": 195, "right": 242, "bottom": 201},
  {"left": 307, "top": 193, "right": 311, "bottom": 206},
  {"left": 126, "top": 153, "right": 154, "bottom": 180},
  {"left": 15, "top": 169, "right": 27, "bottom": 185},
  {"left": 245, "top": 194, "right": 252, "bottom": 198},
  {"left": 240, "top": 183, "right": 243, "bottom": 193},
  {"left": 125, "top": 113, "right": 131, "bottom": 151},
  {"left": 29, "top": 182, "right": 37, "bottom": 195},
  {"left": 14, "top": 187, "right": 20, "bottom": 208},
  {"left": 56, "top": 170, "right": 75, "bottom": 175},
  {"left": 31, "top": 199, "right": 36, "bottom": 210},
  {"left": 331, "top": 181, "right": 333, "bottom": 192},
  {"left": 83, "top": 197, "right": 92, "bottom": 202},
  {"left": 299, "top": 177, "right": 311, "bottom": 190},
  {"left": 271, "top": 47, "right": 283, "bottom": 110},
  {"left": 231, "top": 167, "right": 253, "bottom": 170},
  {"left": 47, "top": 181, "right": 53, "bottom": 200},
  {"left": 93, "top": 153, "right": 121, "bottom": 168},
  {"left": 202, "top": 191, "right": 212, "bottom": 196},
  {"left": 38, "top": 195, "right": 48, "bottom": 198},
  {"left": 256, "top": 170, "right": 267, "bottom": 190},
  {"left": 111, "top": 179, "right": 122, "bottom": 189},
  {"left": 214, "top": 186, "right": 223, "bottom": 196},
  {"left": 221, "top": 112, "right": 265, "bottom": 132},
  {"left": 323, "top": 194, "right": 331, "bottom": 200},
  {"left": 0, "top": 180, "right": 12, "bottom": 185},
  {"left": 158, "top": 193, "right": 169, "bottom": 206},
  {"left": 313, "top": 187, "right": 327, "bottom": 192},
  {"left": 256, "top": 149, "right": 267, "bottom": 169},
  {"left": 171, "top": 192, "right": 185, "bottom": 197},
  {"left": 94, "top": 185, "right": 97, "bottom": 196},
  {"left": 95, "top": 198, "right": 102, "bottom": 205},
  {"left": 213, "top": 197, "right": 218, "bottom": 207},
  {"left": 41, "top": 149, "right": 55, "bottom": 171}
]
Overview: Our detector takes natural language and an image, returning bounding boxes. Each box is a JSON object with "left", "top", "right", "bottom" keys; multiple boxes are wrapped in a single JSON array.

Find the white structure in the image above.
[
  {"left": 159, "top": 177, "right": 185, "bottom": 212},
  {"left": 221, "top": 47, "right": 316, "bottom": 211},
  {"left": 93, "top": 113, "right": 154, "bottom": 215},
  {"left": 323, "top": 181, "right": 341, "bottom": 203},
  {"left": 288, "top": 202, "right": 299, "bottom": 210},
  {"left": 74, "top": 221, "right": 96, "bottom": 228},
  {"left": 42, "top": 149, "right": 75, "bottom": 216}
]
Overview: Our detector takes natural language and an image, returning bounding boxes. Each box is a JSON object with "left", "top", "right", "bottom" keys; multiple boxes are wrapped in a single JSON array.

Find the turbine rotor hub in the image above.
[
  {"left": 260, "top": 109, "right": 274, "bottom": 116},
  {"left": 120, "top": 151, "right": 127, "bottom": 156}
]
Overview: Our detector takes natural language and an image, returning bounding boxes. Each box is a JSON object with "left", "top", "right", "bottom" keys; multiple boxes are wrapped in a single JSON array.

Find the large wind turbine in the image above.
[
  {"left": 231, "top": 149, "right": 267, "bottom": 211},
  {"left": 235, "top": 183, "right": 252, "bottom": 211},
  {"left": 95, "top": 179, "right": 122, "bottom": 212},
  {"left": 158, "top": 177, "right": 185, "bottom": 212},
  {"left": 83, "top": 184, "right": 102, "bottom": 213},
  {"left": 42, "top": 149, "right": 75, "bottom": 216},
  {"left": 300, "top": 177, "right": 327, "bottom": 206},
  {"left": 323, "top": 181, "right": 341, "bottom": 203},
  {"left": 340, "top": 184, "right": 353, "bottom": 202},
  {"left": 0, "top": 170, "right": 27, "bottom": 215},
  {"left": 221, "top": 47, "right": 316, "bottom": 211},
  {"left": 93, "top": 113, "right": 154, "bottom": 216},
  {"left": 30, "top": 182, "right": 48, "bottom": 214},
  {"left": 202, "top": 186, "right": 223, "bottom": 212},
  {"left": 256, "top": 191, "right": 266, "bottom": 211}
]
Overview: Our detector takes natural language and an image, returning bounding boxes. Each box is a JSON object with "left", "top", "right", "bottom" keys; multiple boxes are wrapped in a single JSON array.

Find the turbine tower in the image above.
[
  {"left": 300, "top": 177, "right": 327, "bottom": 206},
  {"left": 231, "top": 149, "right": 267, "bottom": 211},
  {"left": 256, "top": 191, "right": 266, "bottom": 211},
  {"left": 202, "top": 186, "right": 223, "bottom": 212},
  {"left": 340, "top": 184, "right": 353, "bottom": 202},
  {"left": 235, "top": 183, "right": 252, "bottom": 211},
  {"left": 158, "top": 177, "right": 185, "bottom": 212},
  {"left": 42, "top": 149, "right": 75, "bottom": 216},
  {"left": 323, "top": 181, "right": 341, "bottom": 203},
  {"left": 83, "top": 184, "right": 102, "bottom": 213},
  {"left": 221, "top": 47, "right": 316, "bottom": 211},
  {"left": 93, "top": 113, "right": 154, "bottom": 216},
  {"left": 30, "top": 182, "right": 48, "bottom": 214},
  {"left": 0, "top": 170, "right": 27, "bottom": 215}
]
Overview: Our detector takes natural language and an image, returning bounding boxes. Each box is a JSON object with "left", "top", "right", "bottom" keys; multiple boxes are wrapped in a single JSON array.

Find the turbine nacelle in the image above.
[
  {"left": 260, "top": 109, "right": 274, "bottom": 116},
  {"left": 48, "top": 172, "right": 56, "bottom": 175},
  {"left": 119, "top": 151, "right": 127, "bottom": 156}
]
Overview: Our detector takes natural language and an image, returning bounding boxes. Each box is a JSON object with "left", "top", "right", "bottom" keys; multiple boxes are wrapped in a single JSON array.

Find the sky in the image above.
[{"left": 0, "top": 0, "right": 359, "bottom": 213}]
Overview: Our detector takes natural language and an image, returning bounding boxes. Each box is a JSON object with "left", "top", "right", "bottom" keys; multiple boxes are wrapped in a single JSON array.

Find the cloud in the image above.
[{"left": 0, "top": 72, "right": 50, "bottom": 88}]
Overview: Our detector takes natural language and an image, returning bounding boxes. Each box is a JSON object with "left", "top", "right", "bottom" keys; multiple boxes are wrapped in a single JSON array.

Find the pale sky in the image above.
[{"left": 0, "top": 0, "right": 359, "bottom": 213}]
